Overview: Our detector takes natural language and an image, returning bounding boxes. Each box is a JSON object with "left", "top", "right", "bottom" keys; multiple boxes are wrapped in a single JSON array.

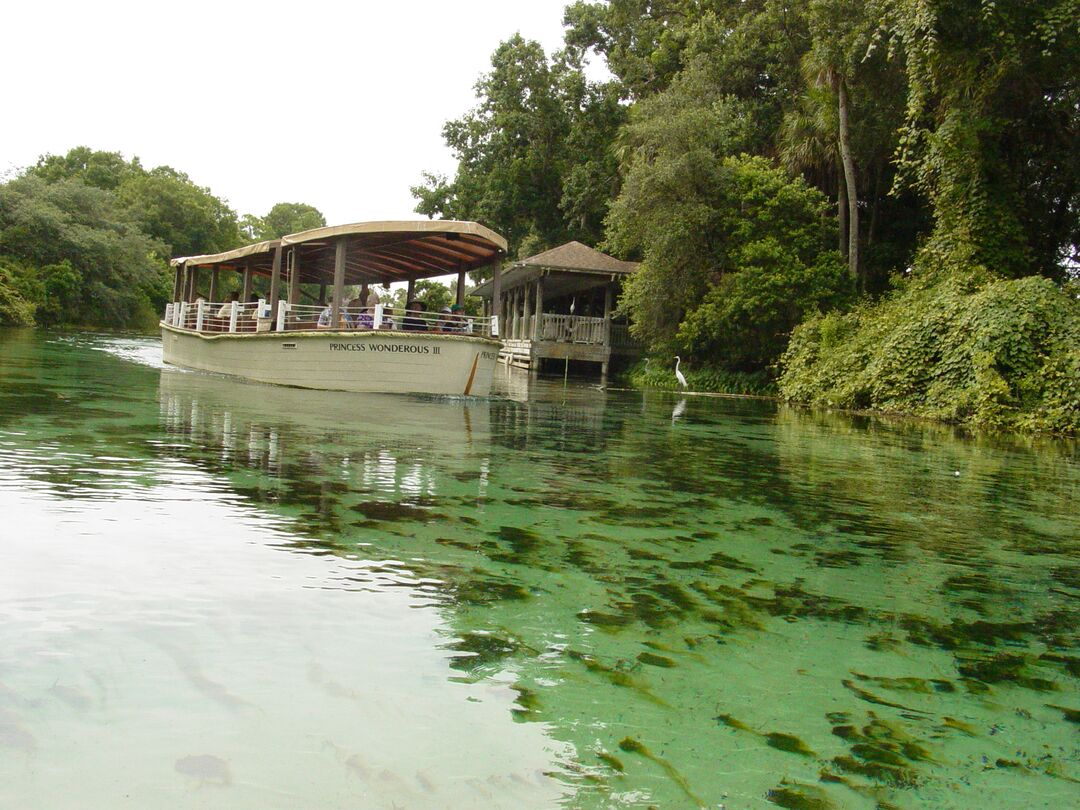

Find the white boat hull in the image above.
[{"left": 161, "top": 324, "right": 501, "bottom": 396}]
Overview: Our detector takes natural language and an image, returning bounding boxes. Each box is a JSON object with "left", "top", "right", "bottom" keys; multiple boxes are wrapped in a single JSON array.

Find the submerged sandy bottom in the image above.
[{"left": 0, "top": 330, "right": 1077, "bottom": 808}]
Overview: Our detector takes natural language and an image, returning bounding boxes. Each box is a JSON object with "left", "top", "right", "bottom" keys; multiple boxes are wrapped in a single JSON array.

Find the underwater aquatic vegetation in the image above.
[
  {"left": 618, "top": 737, "right": 705, "bottom": 808},
  {"left": 595, "top": 750, "right": 625, "bottom": 772},
  {"left": 766, "top": 783, "right": 835, "bottom": 809},
  {"left": 957, "top": 652, "right": 1058, "bottom": 691},
  {"left": 1045, "top": 704, "right": 1080, "bottom": 725},
  {"left": 350, "top": 501, "right": 443, "bottom": 522},
  {"left": 637, "top": 651, "right": 676, "bottom": 668},
  {"left": 765, "top": 733, "right": 815, "bottom": 757}
]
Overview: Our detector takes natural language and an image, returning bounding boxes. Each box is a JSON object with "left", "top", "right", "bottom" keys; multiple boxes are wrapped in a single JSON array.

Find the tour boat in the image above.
[{"left": 161, "top": 221, "right": 508, "bottom": 396}]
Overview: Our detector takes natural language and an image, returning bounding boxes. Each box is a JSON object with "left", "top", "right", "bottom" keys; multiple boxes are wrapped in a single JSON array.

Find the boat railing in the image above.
[{"left": 163, "top": 301, "right": 498, "bottom": 338}]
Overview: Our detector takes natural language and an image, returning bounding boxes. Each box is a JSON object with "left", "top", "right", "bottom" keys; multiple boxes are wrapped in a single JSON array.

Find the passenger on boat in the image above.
[
  {"left": 403, "top": 300, "right": 427, "bottom": 331},
  {"left": 450, "top": 303, "right": 467, "bottom": 332},
  {"left": 216, "top": 291, "right": 240, "bottom": 319},
  {"left": 351, "top": 296, "right": 374, "bottom": 330},
  {"left": 381, "top": 307, "right": 396, "bottom": 329},
  {"left": 318, "top": 304, "right": 353, "bottom": 329}
]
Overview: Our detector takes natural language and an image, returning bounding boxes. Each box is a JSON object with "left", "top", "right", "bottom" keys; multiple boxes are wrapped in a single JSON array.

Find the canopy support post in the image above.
[
  {"left": 288, "top": 248, "right": 300, "bottom": 305},
  {"left": 172, "top": 266, "right": 183, "bottom": 301},
  {"left": 241, "top": 264, "right": 253, "bottom": 302},
  {"left": 269, "top": 246, "right": 283, "bottom": 326},
  {"left": 330, "top": 239, "right": 347, "bottom": 328},
  {"left": 456, "top": 269, "right": 466, "bottom": 306},
  {"left": 188, "top": 267, "right": 201, "bottom": 302},
  {"left": 406, "top": 279, "right": 415, "bottom": 304},
  {"left": 208, "top": 268, "right": 219, "bottom": 303}
]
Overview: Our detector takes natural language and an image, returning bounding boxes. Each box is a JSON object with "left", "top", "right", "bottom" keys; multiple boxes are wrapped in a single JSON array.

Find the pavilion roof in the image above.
[{"left": 472, "top": 241, "right": 638, "bottom": 299}]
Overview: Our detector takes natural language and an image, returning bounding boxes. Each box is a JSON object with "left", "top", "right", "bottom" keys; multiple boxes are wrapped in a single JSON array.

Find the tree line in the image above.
[
  {"left": 0, "top": 146, "right": 327, "bottom": 329},
  {"left": 414, "top": 0, "right": 1079, "bottom": 432}
]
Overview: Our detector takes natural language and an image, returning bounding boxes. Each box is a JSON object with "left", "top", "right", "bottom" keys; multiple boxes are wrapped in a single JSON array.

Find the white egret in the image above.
[{"left": 674, "top": 356, "right": 688, "bottom": 389}]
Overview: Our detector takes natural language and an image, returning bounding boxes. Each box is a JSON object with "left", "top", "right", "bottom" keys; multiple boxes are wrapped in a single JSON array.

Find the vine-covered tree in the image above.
[{"left": 886, "top": 0, "right": 1080, "bottom": 280}]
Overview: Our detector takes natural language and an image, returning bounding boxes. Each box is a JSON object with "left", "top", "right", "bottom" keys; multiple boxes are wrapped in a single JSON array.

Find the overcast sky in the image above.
[{"left": 1, "top": 0, "right": 588, "bottom": 227}]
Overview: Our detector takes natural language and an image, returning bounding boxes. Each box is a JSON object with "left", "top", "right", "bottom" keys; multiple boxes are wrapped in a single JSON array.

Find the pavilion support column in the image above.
[
  {"left": 330, "top": 239, "right": 347, "bottom": 328},
  {"left": 172, "top": 267, "right": 183, "bottom": 301},
  {"left": 208, "top": 268, "right": 220, "bottom": 303},
  {"left": 533, "top": 277, "right": 543, "bottom": 340},
  {"left": 456, "top": 270, "right": 466, "bottom": 306},
  {"left": 268, "top": 246, "right": 283, "bottom": 324},
  {"left": 523, "top": 282, "right": 533, "bottom": 342},
  {"left": 603, "top": 283, "right": 613, "bottom": 347},
  {"left": 241, "top": 265, "right": 253, "bottom": 302},
  {"left": 288, "top": 249, "right": 301, "bottom": 305}
]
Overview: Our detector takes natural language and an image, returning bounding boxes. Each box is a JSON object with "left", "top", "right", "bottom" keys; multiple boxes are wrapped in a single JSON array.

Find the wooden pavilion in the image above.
[{"left": 472, "top": 241, "right": 641, "bottom": 380}]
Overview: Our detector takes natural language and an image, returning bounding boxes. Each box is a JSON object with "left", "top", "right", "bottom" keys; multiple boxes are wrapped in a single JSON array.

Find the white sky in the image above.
[{"left": 0, "top": 0, "right": 588, "bottom": 227}]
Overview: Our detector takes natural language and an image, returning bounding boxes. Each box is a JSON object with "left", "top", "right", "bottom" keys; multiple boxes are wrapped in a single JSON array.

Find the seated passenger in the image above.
[
  {"left": 350, "top": 296, "right": 374, "bottom": 329},
  {"left": 318, "top": 304, "right": 353, "bottom": 329},
  {"left": 403, "top": 300, "right": 427, "bottom": 331},
  {"left": 216, "top": 291, "right": 240, "bottom": 319},
  {"left": 450, "top": 304, "right": 469, "bottom": 332}
]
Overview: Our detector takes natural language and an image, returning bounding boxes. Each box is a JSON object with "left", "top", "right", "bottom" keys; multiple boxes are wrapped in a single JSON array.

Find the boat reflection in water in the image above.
[{"left": 158, "top": 366, "right": 492, "bottom": 497}]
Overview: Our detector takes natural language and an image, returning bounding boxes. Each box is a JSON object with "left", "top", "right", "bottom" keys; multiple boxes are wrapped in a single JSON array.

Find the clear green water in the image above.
[{"left": 0, "top": 329, "right": 1077, "bottom": 809}]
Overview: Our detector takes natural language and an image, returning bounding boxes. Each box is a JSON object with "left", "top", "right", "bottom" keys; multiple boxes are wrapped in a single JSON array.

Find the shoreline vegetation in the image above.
[{"left": 3, "top": 2, "right": 1078, "bottom": 435}]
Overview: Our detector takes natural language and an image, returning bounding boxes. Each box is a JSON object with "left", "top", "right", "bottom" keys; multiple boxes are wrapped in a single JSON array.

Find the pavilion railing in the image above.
[{"left": 539, "top": 314, "right": 606, "bottom": 344}]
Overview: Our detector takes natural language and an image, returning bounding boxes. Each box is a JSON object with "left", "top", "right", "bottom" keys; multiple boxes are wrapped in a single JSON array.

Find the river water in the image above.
[{"left": 0, "top": 329, "right": 1077, "bottom": 809}]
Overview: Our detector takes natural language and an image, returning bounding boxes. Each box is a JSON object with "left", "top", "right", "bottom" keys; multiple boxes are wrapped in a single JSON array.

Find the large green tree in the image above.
[
  {"left": 0, "top": 174, "right": 168, "bottom": 326},
  {"left": 117, "top": 166, "right": 241, "bottom": 259},
  {"left": 30, "top": 147, "right": 243, "bottom": 261},
  {"left": 30, "top": 146, "right": 143, "bottom": 191},
  {"left": 612, "top": 151, "right": 850, "bottom": 370},
  {"left": 251, "top": 202, "right": 327, "bottom": 240},
  {"left": 413, "top": 34, "right": 625, "bottom": 259}
]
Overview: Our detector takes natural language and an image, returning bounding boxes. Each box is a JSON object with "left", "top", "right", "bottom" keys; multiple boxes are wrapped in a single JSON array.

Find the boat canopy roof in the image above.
[{"left": 170, "top": 220, "right": 506, "bottom": 285}]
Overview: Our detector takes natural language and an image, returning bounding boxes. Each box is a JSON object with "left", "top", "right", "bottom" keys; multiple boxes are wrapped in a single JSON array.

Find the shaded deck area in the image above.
[{"left": 473, "top": 242, "right": 642, "bottom": 380}]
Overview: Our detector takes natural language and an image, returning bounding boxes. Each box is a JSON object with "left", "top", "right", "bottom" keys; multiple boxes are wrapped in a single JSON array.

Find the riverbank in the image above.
[{"left": 779, "top": 273, "right": 1080, "bottom": 436}]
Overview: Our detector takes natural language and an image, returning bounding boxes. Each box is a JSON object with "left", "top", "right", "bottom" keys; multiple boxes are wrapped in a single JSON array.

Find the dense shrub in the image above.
[
  {"left": 779, "top": 272, "right": 1080, "bottom": 434},
  {"left": 0, "top": 260, "right": 35, "bottom": 326}
]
